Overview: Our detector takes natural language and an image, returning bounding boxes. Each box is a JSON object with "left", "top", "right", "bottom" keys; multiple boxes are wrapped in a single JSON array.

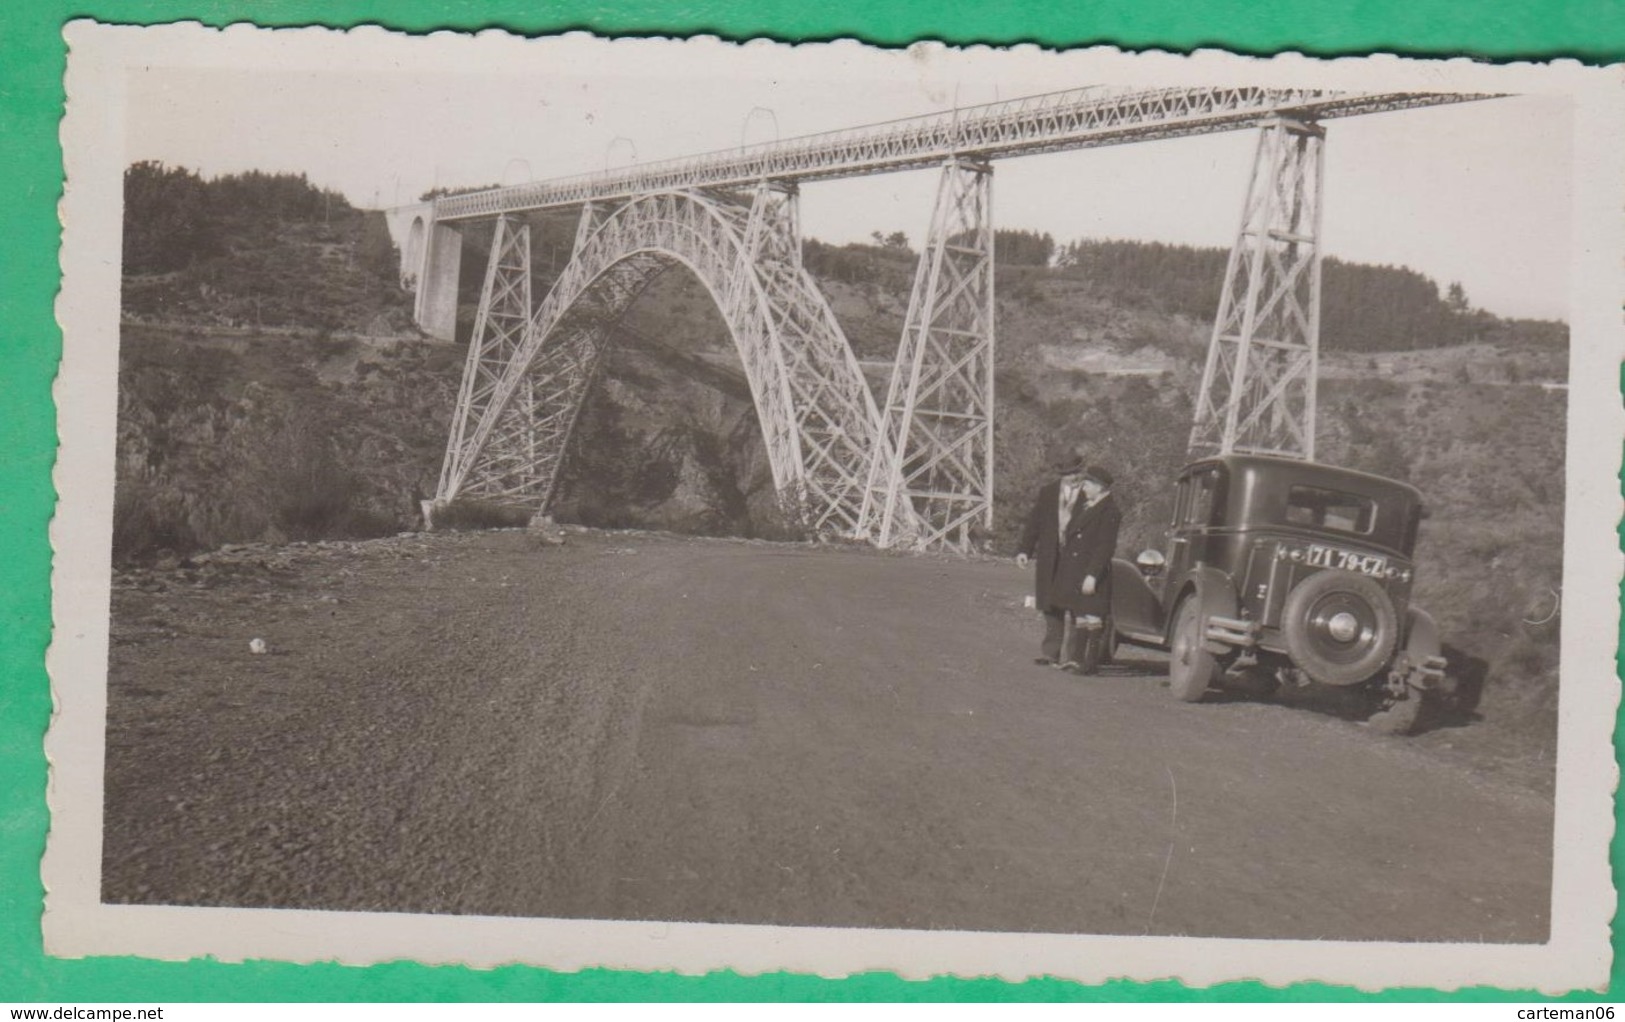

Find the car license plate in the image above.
[{"left": 1304, "top": 544, "right": 1388, "bottom": 577}]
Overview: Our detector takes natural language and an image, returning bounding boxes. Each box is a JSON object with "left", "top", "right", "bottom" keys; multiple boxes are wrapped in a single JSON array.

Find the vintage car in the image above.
[{"left": 1109, "top": 454, "right": 1449, "bottom": 734}]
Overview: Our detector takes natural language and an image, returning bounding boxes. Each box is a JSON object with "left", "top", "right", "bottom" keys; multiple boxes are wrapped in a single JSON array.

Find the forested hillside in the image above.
[
  {"left": 1054, "top": 238, "right": 1566, "bottom": 352},
  {"left": 122, "top": 162, "right": 407, "bottom": 333},
  {"left": 116, "top": 164, "right": 455, "bottom": 561}
]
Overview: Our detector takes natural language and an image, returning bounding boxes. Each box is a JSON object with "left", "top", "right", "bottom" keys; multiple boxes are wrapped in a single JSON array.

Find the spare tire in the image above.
[{"left": 1280, "top": 570, "right": 1399, "bottom": 686}]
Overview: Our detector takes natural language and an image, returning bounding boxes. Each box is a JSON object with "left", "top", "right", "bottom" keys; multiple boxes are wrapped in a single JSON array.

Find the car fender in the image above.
[
  {"left": 1403, "top": 605, "right": 1442, "bottom": 659},
  {"left": 1396, "top": 604, "right": 1451, "bottom": 692},
  {"left": 1109, "top": 557, "right": 1164, "bottom": 642},
  {"left": 1168, "top": 566, "right": 1239, "bottom": 655}
]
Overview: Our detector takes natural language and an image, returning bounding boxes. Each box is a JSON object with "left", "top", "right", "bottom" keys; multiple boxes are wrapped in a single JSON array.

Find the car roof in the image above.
[{"left": 1183, "top": 453, "right": 1424, "bottom": 505}]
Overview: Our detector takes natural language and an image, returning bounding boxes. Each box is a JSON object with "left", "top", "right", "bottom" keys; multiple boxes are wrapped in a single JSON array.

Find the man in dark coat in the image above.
[{"left": 1017, "top": 457, "right": 1122, "bottom": 674}]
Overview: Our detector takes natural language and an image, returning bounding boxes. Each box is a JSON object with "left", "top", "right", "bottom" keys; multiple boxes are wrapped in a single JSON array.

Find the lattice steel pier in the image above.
[
  {"left": 860, "top": 158, "right": 995, "bottom": 553},
  {"left": 1190, "top": 117, "right": 1325, "bottom": 461}
]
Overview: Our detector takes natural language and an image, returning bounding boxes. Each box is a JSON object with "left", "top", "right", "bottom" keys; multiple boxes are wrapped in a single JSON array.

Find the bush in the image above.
[
  {"left": 251, "top": 418, "right": 362, "bottom": 540},
  {"left": 111, "top": 475, "right": 198, "bottom": 564}
]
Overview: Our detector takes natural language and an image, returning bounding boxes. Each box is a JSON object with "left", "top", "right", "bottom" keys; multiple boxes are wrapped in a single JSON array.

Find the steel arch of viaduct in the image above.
[{"left": 445, "top": 188, "right": 897, "bottom": 535}]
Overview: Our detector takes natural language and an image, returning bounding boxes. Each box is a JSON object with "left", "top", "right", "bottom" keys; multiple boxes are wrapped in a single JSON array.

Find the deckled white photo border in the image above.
[{"left": 44, "top": 21, "right": 1624, "bottom": 992}]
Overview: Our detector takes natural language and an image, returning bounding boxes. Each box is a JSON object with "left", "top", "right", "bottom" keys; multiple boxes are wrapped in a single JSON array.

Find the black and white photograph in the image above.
[{"left": 45, "top": 25, "right": 1620, "bottom": 991}]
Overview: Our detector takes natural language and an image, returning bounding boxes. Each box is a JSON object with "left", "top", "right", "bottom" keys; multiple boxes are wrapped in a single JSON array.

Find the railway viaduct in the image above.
[{"left": 382, "top": 85, "right": 1478, "bottom": 551}]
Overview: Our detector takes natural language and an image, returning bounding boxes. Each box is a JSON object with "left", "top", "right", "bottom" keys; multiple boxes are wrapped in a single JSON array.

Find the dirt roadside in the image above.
[{"left": 102, "top": 528, "right": 1553, "bottom": 941}]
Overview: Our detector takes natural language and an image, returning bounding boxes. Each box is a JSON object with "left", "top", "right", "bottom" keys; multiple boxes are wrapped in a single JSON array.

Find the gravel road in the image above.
[{"left": 103, "top": 528, "right": 1552, "bottom": 941}]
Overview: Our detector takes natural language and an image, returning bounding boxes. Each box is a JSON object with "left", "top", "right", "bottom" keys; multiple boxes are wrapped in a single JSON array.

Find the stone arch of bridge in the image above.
[{"left": 440, "top": 189, "right": 910, "bottom": 537}]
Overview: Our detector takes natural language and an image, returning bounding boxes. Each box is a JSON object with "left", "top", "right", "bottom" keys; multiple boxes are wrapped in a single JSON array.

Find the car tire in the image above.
[
  {"left": 1280, "top": 570, "right": 1400, "bottom": 687},
  {"left": 1367, "top": 685, "right": 1426, "bottom": 735},
  {"left": 1168, "top": 597, "right": 1218, "bottom": 702}
]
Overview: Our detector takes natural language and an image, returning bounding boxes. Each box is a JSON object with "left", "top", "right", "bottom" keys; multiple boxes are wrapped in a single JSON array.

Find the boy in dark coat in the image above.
[{"left": 1016, "top": 458, "right": 1122, "bottom": 674}]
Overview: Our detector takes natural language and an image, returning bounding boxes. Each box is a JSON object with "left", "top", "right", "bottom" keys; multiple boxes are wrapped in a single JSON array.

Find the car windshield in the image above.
[{"left": 1284, "top": 484, "right": 1376, "bottom": 533}]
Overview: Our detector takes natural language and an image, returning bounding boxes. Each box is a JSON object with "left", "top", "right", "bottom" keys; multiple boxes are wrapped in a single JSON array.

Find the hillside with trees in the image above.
[
  {"left": 1054, "top": 239, "right": 1566, "bottom": 353},
  {"left": 122, "top": 162, "right": 408, "bottom": 333},
  {"left": 116, "top": 164, "right": 457, "bottom": 562}
]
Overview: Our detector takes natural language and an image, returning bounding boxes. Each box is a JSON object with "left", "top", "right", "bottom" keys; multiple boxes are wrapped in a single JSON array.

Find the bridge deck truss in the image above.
[{"left": 428, "top": 87, "right": 1483, "bottom": 223}]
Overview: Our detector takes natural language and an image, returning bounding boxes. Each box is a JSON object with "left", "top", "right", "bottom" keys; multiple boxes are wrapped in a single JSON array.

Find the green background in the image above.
[{"left": 3, "top": 0, "right": 1620, "bottom": 1002}]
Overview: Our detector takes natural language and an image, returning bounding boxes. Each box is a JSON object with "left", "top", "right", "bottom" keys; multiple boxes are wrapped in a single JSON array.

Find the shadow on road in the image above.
[
  {"left": 1097, "top": 646, "right": 1490, "bottom": 737},
  {"left": 1426, "top": 643, "right": 1490, "bottom": 730}
]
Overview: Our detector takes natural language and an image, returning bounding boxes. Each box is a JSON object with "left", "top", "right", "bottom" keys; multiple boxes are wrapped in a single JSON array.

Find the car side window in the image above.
[{"left": 1185, "top": 469, "right": 1217, "bottom": 527}]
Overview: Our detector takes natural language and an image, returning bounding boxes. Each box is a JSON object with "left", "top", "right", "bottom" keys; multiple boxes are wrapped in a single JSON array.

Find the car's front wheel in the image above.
[{"left": 1168, "top": 597, "right": 1219, "bottom": 702}]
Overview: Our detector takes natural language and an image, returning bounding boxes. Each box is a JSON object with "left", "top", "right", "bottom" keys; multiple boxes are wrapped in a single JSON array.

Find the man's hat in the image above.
[
  {"left": 1084, "top": 464, "right": 1114, "bottom": 488},
  {"left": 1052, "top": 451, "right": 1089, "bottom": 477}
]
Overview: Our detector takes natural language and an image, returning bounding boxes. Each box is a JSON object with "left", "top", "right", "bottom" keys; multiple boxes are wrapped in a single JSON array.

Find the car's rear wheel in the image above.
[
  {"left": 1280, "top": 570, "right": 1400, "bottom": 686},
  {"left": 1168, "top": 597, "right": 1218, "bottom": 702}
]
